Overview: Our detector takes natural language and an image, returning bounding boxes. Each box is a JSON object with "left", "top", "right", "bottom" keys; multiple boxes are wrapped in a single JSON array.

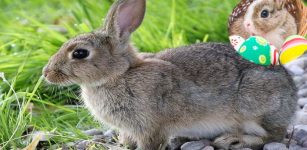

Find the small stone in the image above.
[
  {"left": 65, "top": 142, "right": 75, "bottom": 147},
  {"left": 293, "top": 76, "right": 303, "bottom": 86},
  {"left": 202, "top": 146, "right": 214, "bottom": 150},
  {"left": 83, "top": 129, "right": 103, "bottom": 136},
  {"left": 298, "top": 99, "right": 307, "bottom": 107},
  {"left": 104, "top": 129, "right": 116, "bottom": 138},
  {"left": 289, "top": 144, "right": 303, "bottom": 150},
  {"left": 263, "top": 142, "right": 287, "bottom": 150},
  {"left": 61, "top": 144, "right": 70, "bottom": 150},
  {"left": 287, "top": 65, "right": 305, "bottom": 76},
  {"left": 31, "top": 131, "right": 53, "bottom": 142},
  {"left": 285, "top": 56, "right": 307, "bottom": 70},
  {"left": 294, "top": 125, "right": 307, "bottom": 132},
  {"left": 293, "top": 129, "right": 307, "bottom": 145},
  {"left": 299, "top": 83, "right": 307, "bottom": 90},
  {"left": 181, "top": 140, "right": 210, "bottom": 150},
  {"left": 101, "top": 129, "right": 117, "bottom": 143},
  {"left": 302, "top": 74, "right": 307, "bottom": 82},
  {"left": 76, "top": 140, "right": 90, "bottom": 150},
  {"left": 298, "top": 89, "right": 307, "bottom": 98},
  {"left": 92, "top": 134, "right": 106, "bottom": 143},
  {"left": 101, "top": 130, "right": 117, "bottom": 144},
  {"left": 199, "top": 139, "right": 210, "bottom": 146},
  {"left": 168, "top": 137, "right": 191, "bottom": 150}
]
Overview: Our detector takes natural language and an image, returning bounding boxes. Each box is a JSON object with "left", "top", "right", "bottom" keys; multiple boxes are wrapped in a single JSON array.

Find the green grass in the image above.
[{"left": 0, "top": 0, "right": 239, "bottom": 149}]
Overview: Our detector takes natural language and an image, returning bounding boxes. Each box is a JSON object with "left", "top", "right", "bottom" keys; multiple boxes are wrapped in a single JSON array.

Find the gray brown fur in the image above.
[{"left": 43, "top": 0, "right": 297, "bottom": 149}]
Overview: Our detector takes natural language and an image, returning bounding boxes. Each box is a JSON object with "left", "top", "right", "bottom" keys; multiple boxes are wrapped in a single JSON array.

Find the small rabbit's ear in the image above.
[
  {"left": 103, "top": 0, "right": 146, "bottom": 39},
  {"left": 274, "top": 0, "right": 285, "bottom": 10}
]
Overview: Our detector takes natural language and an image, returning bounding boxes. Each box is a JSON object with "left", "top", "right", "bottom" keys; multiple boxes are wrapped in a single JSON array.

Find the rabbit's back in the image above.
[
  {"left": 156, "top": 43, "right": 251, "bottom": 87},
  {"left": 156, "top": 43, "right": 297, "bottom": 118}
]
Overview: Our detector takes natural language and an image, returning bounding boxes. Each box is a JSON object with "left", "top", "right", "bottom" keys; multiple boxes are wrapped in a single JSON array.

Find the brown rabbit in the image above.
[
  {"left": 43, "top": 0, "right": 297, "bottom": 149},
  {"left": 229, "top": 0, "right": 297, "bottom": 49}
]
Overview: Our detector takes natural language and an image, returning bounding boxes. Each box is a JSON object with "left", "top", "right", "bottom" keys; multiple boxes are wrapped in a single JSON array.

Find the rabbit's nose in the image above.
[{"left": 244, "top": 21, "right": 251, "bottom": 29}]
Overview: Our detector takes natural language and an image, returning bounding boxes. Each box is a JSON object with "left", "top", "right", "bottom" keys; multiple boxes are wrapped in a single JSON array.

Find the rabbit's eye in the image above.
[
  {"left": 260, "top": 10, "right": 269, "bottom": 18},
  {"left": 72, "top": 49, "right": 89, "bottom": 59},
  {"left": 300, "top": 105, "right": 304, "bottom": 109}
]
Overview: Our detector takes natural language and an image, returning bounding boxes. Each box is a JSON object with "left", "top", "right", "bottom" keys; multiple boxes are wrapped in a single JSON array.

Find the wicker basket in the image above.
[{"left": 228, "top": 0, "right": 307, "bottom": 36}]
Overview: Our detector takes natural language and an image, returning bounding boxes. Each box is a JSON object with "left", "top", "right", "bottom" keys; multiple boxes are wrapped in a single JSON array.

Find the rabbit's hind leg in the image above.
[
  {"left": 261, "top": 112, "right": 290, "bottom": 143},
  {"left": 213, "top": 121, "right": 267, "bottom": 149},
  {"left": 240, "top": 121, "right": 267, "bottom": 149},
  {"left": 213, "top": 133, "right": 265, "bottom": 150},
  {"left": 212, "top": 133, "right": 242, "bottom": 149}
]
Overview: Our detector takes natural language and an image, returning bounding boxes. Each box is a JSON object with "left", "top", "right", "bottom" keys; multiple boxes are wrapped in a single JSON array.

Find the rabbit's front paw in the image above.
[{"left": 213, "top": 134, "right": 243, "bottom": 150}]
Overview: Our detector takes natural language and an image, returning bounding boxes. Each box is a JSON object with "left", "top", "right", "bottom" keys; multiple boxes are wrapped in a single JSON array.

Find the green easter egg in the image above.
[{"left": 238, "top": 36, "right": 271, "bottom": 66}]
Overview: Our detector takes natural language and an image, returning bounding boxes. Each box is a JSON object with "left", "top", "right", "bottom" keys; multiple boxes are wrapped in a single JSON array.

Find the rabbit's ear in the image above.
[{"left": 103, "top": 0, "right": 146, "bottom": 39}]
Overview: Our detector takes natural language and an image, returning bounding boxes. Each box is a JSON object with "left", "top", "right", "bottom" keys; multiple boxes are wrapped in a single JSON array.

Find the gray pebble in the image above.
[
  {"left": 31, "top": 131, "right": 52, "bottom": 142},
  {"left": 65, "top": 142, "right": 75, "bottom": 147},
  {"left": 297, "top": 99, "right": 307, "bottom": 107},
  {"left": 168, "top": 137, "right": 191, "bottom": 150},
  {"left": 202, "top": 146, "right": 214, "bottom": 150},
  {"left": 82, "top": 128, "right": 103, "bottom": 136},
  {"left": 298, "top": 89, "right": 307, "bottom": 98},
  {"left": 61, "top": 145, "right": 70, "bottom": 150},
  {"left": 293, "top": 129, "right": 307, "bottom": 145},
  {"left": 294, "top": 125, "right": 307, "bottom": 132},
  {"left": 92, "top": 134, "right": 106, "bottom": 142},
  {"left": 289, "top": 144, "right": 303, "bottom": 150},
  {"left": 299, "top": 83, "right": 307, "bottom": 90},
  {"left": 293, "top": 76, "right": 303, "bottom": 86},
  {"left": 104, "top": 129, "right": 116, "bottom": 138},
  {"left": 102, "top": 130, "right": 117, "bottom": 143},
  {"left": 287, "top": 65, "right": 305, "bottom": 76},
  {"left": 288, "top": 56, "right": 307, "bottom": 68},
  {"left": 263, "top": 142, "right": 287, "bottom": 150},
  {"left": 302, "top": 74, "right": 307, "bottom": 82},
  {"left": 49, "top": 144, "right": 63, "bottom": 150},
  {"left": 76, "top": 140, "right": 90, "bottom": 150},
  {"left": 181, "top": 140, "right": 210, "bottom": 150}
]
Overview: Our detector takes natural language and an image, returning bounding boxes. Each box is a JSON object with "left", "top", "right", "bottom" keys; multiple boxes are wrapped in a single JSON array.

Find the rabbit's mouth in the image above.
[{"left": 43, "top": 68, "right": 72, "bottom": 85}]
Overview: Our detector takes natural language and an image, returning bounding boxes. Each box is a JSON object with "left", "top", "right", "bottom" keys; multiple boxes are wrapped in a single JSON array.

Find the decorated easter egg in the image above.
[
  {"left": 270, "top": 44, "right": 279, "bottom": 65},
  {"left": 237, "top": 36, "right": 278, "bottom": 66},
  {"left": 280, "top": 35, "right": 307, "bottom": 65},
  {"left": 229, "top": 35, "right": 246, "bottom": 51}
]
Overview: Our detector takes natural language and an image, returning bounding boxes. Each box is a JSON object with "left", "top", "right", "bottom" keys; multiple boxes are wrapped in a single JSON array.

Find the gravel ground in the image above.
[{"left": 62, "top": 126, "right": 307, "bottom": 150}]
